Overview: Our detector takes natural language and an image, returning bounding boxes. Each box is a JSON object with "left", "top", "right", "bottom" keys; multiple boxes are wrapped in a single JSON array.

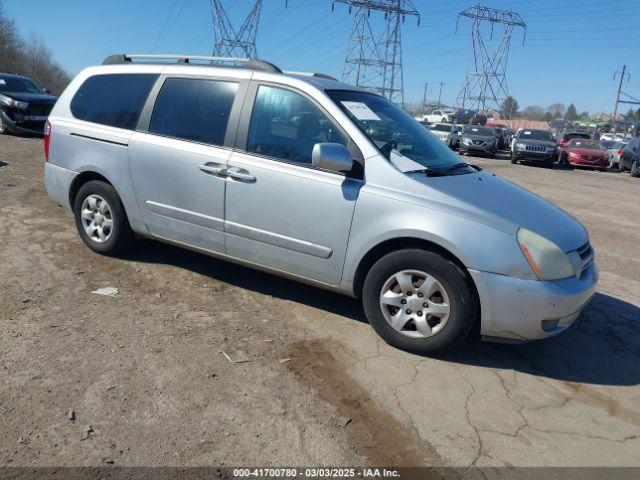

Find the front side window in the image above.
[
  {"left": 247, "top": 85, "right": 347, "bottom": 165},
  {"left": 149, "top": 78, "right": 238, "bottom": 146},
  {"left": 327, "top": 90, "right": 465, "bottom": 171},
  {"left": 71, "top": 74, "right": 158, "bottom": 130}
]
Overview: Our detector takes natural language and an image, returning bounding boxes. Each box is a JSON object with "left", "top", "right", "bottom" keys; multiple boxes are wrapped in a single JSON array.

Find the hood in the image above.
[
  {"left": 515, "top": 139, "right": 556, "bottom": 148},
  {"left": 1, "top": 91, "right": 57, "bottom": 103},
  {"left": 463, "top": 133, "right": 493, "bottom": 141},
  {"left": 407, "top": 170, "right": 588, "bottom": 252}
]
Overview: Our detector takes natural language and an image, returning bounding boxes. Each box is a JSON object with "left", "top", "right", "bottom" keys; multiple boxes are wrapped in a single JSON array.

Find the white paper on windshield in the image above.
[
  {"left": 0, "top": 79, "right": 5, "bottom": 85},
  {"left": 341, "top": 101, "right": 381, "bottom": 121},
  {"left": 524, "top": 131, "right": 532, "bottom": 135}
]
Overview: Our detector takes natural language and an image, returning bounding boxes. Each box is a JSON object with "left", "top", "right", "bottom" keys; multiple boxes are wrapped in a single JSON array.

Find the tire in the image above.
[
  {"left": 631, "top": 160, "right": 640, "bottom": 178},
  {"left": 618, "top": 159, "right": 626, "bottom": 172},
  {"left": 73, "top": 180, "right": 134, "bottom": 256},
  {"left": 489, "top": 148, "right": 496, "bottom": 159},
  {"left": 0, "top": 113, "right": 6, "bottom": 135},
  {"left": 510, "top": 150, "right": 518, "bottom": 164},
  {"left": 362, "top": 249, "right": 476, "bottom": 354}
]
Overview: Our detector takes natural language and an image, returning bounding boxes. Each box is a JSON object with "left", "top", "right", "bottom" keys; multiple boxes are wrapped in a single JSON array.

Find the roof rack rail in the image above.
[
  {"left": 102, "top": 54, "right": 282, "bottom": 73},
  {"left": 284, "top": 71, "right": 339, "bottom": 82}
]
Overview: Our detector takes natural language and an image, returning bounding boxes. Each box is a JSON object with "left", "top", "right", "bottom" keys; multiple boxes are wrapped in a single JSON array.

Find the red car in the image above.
[{"left": 559, "top": 138, "right": 608, "bottom": 171}]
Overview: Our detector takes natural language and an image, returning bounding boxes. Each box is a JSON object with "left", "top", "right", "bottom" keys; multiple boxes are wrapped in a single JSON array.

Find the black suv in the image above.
[
  {"left": 510, "top": 129, "right": 557, "bottom": 167},
  {"left": 619, "top": 137, "right": 640, "bottom": 177},
  {"left": 0, "top": 73, "right": 58, "bottom": 136}
]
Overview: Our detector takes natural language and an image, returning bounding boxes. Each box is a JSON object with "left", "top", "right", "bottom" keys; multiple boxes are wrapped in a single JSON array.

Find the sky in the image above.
[{"left": 4, "top": 0, "right": 640, "bottom": 114}]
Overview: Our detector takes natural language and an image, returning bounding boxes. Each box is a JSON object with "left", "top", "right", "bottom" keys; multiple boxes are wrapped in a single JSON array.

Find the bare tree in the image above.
[{"left": 0, "top": 1, "right": 70, "bottom": 94}]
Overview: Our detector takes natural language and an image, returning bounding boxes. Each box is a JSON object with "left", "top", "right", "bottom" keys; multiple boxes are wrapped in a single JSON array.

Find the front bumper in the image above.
[
  {"left": 461, "top": 143, "right": 494, "bottom": 154},
  {"left": 513, "top": 150, "right": 556, "bottom": 163},
  {"left": 568, "top": 158, "right": 608, "bottom": 169},
  {"left": 469, "top": 262, "right": 597, "bottom": 341},
  {"left": 1, "top": 109, "right": 47, "bottom": 136}
]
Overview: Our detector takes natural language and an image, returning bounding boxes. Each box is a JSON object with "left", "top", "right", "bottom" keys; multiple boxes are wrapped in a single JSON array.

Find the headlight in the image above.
[
  {"left": 517, "top": 228, "right": 575, "bottom": 280},
  {"left": 462, "top": 138, "right": 471, "bottom": 145},
  {"left": 516, "top": 142, "right": 526, "bottom": 149},
  {"left": 0, "top": 94, "right": 28, "bottom": 110},
  {"left": 569, "top": 152, "right": 579, "bottom": 158},
  {"left": 13, "top": 100, "right": 29, "bottom": 109}
]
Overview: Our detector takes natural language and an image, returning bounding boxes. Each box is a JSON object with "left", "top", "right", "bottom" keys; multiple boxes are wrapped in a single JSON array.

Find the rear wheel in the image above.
[
  {"left": 0, "top": 114, "right": 5, "bottom": 134},
  {"left": 73, "top": 180, "right": 134, "bottom": 256},
  {"left": 631, "top": 160, "right": 640, "bottom": 178},
  {"left": 510, "top": 150, "right": 518, "bottom": 164},
  {"left": 362, "top": 249, "right": 476, "bottom": 354}
]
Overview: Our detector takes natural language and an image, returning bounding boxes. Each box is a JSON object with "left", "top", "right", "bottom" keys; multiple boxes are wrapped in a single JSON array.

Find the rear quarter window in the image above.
[{"left": 70, "top": 74, "right": 158, "bottom": 130}]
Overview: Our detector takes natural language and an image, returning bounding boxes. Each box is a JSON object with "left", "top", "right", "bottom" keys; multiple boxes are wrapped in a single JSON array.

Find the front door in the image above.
[
  {"left": 224, "top": 84, "right": 361, "bottom": 285},
  {"left": 128, "top": 76, "right": 242, "bottom": 252}
]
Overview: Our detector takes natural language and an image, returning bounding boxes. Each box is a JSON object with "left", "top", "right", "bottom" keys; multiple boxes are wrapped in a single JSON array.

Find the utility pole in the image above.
[
  {"left": 422, "top": 82, "right": 428, "bottom": 108},
  {"left": 437, "top": 81, "right": 444, "bottom": 108},
  {"left": 455, "top": 4, "right": 526, "bottom": 113},
  {"left": 335, "top": 0, "right": 421, "bottom": 106},
  {"left": 211, "top": 0, "right": 263, "bottom": 60},
  {"left": 612, "top": 65, "right": 629, "bottom": 125}
]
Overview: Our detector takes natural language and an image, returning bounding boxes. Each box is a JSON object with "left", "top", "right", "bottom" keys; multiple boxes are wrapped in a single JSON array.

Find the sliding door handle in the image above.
[
  {"left": 227, "top": 167, "right": 256, "bottom": 182},
  {"left": 199, "top": 163, "right": 227, "bottom": 176}
]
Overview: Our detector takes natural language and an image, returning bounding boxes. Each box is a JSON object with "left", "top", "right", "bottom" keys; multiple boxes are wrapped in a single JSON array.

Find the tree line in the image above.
[
  {"left": 0, "top": 1, "right": 70, "bottom": 95},
  {"left": 500, "top": 96, "right": 640, "bottom": 123}
]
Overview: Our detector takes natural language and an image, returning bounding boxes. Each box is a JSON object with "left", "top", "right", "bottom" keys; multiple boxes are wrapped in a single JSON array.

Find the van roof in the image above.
[{"left": 101, "top": 53, "right": 362, "bottom": 92}]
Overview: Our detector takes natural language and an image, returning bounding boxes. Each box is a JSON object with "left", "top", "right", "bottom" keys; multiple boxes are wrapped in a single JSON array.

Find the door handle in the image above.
[
  {"left": 199, "top": 163, "right": 227, "bottom": 177},
  {"left": 227, "top": 167, "right": 256, "bottom": 182}
]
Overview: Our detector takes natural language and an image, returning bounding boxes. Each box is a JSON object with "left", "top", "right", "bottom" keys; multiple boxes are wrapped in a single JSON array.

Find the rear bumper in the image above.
[
  {"left": 44, "top": 163, "right": 77, "bottom": 210},
  {"left": 470, "top": 262, "right": 597, "bottom": 341}
]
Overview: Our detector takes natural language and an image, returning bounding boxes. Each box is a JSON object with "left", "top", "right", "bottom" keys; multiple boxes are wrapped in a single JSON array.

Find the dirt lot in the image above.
[{"left": 1, "top": 135, "right": 639, "bottom": 470}]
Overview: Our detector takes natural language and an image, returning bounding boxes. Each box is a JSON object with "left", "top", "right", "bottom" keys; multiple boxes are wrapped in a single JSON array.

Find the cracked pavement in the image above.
[{"left": 1, "top": 137, "right": 639, "bottom": 468}]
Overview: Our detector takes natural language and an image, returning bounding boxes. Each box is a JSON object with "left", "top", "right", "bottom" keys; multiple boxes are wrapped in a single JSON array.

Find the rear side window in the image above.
[
  {"left": 149, "top": 78, "right": 238, "bottom": 146},
  {"left": 71, "top": 74, "right": 157, "bottom": 130}
]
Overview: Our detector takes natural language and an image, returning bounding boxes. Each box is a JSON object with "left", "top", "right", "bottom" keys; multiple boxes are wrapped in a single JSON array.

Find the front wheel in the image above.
[
  {"left": 74, "top": 180, "right": 135, "bottom": 256},
  {"left": 362, "top": 249, "right": 476, "bottom": 354}
]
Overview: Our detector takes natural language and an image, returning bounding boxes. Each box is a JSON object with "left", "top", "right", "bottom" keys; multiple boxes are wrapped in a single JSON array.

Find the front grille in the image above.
[
  {"left": 27, "top": 103, "right": 54, "bottom": 117},
  {"left": 525, "top": 145, "right": 546, "bottom": 152},
  {"left": 582, "top": 155, "right": 602, "bottom": 162},
  {"left": 472, "top": 139, "right": 485, "bottom": 145}
]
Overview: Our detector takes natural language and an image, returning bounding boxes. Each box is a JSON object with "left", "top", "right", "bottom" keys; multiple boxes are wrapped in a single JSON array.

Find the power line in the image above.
[
  {"left": 151, "top": 0, "right": 182, "bottom": 52},
  {"left": 335, "top": 0, "right": 421, "bottom": 106}
]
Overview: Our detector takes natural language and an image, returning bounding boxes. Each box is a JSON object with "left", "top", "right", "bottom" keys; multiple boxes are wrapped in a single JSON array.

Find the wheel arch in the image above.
[
  {"left": 352, "top": 237, "right": 479, "bottom": 305},
  {"left": 68, "top": 171, "right": 113, "bottom": 212}
]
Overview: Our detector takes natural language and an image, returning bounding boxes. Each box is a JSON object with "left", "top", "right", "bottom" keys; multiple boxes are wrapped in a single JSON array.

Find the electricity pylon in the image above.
[
  {"left": 211, "top": 0, "right": 263, "bottom": 59},
  {"left": 455, "top": 4, "right": 526, "bottom": 113},
  {"left": 334, "top": 0, "right": 420, "bottom": 106}
]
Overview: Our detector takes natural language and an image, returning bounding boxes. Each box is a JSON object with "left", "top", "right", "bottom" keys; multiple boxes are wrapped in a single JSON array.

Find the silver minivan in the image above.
[{"left": 44, "top": 54, "right": 597, "bottom": 353}]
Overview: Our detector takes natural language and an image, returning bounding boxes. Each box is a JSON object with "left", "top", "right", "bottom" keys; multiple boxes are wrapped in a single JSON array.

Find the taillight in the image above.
[
  {"left": 44, "top": 120, "right": 51, "bottom": 162},
  {"left": 617, "top": 149, "right": 623, "bottom": 155}
]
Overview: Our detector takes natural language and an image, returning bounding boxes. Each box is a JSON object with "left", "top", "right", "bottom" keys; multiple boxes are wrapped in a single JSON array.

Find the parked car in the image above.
[
  {"left": 44, "top": 53, "right": 596, "bottom": 354},
  {"left": 0, "top": 73, "right": 57, "bottom": 136},
  {"left": 559, "top": 139, "right": 608, "bottom": 171},
  {"left": 510, "top": 129, "right": 557, "bottom": 167},
  {"left": 452, "top": 108, "right": 476, "bottom": 124},
  {"left": 557, "top": 131, "right": 591, "bottom": 154},
  {"left": 448, "top": 124, "right": 463, "bottom": 149},
  {"left": 428, "top": 123, "right": 454, "bottom": 144},
  {"left": 459, "top": 125, "right": 497, "bottom": 157},
  {"left": 423, "top": 108, "right": 456, "bottom": 124},
  {"left": 604, "top": 141, "right": 626, "bottom": 169},
  {"left": 618, "top": 137, "right": 640, "bottom": 177}
]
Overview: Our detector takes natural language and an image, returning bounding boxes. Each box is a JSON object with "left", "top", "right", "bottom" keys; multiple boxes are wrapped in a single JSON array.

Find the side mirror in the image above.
[
  {"left": 312, "top": 143, "right": 353, "bottom": 173},
  {"left": 43, "top": 88, "right": 50, "bottom": 94}
]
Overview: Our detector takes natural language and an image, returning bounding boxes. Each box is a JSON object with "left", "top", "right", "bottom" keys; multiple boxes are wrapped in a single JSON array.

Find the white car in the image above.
[
  {"left": 423, "top": 108, "right": 455, "bottom": 124},
  {"left": 429, "top": 123, "right": 454, "bottom": 144}
]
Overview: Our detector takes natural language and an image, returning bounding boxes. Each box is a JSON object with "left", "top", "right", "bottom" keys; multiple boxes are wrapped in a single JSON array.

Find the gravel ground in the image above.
[{"left": 0, "top": 135, "right": 639, "bottom": 470}]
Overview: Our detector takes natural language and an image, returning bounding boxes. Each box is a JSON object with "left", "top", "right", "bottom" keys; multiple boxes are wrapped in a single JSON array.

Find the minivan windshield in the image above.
[
  {"left": 0, "top": 76, "right": 43, "bottom": 94},
  {"left": 327, "top": 90, "right": 471, "bottom": 173}
]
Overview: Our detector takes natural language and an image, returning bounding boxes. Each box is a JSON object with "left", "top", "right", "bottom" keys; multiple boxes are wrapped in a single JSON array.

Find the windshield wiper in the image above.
[
  {"left": 443, "top": 162, "right": 482, "bottom": 173},
  {"left": 405, "top": 167, "right": 451, "bottom": 176}
]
